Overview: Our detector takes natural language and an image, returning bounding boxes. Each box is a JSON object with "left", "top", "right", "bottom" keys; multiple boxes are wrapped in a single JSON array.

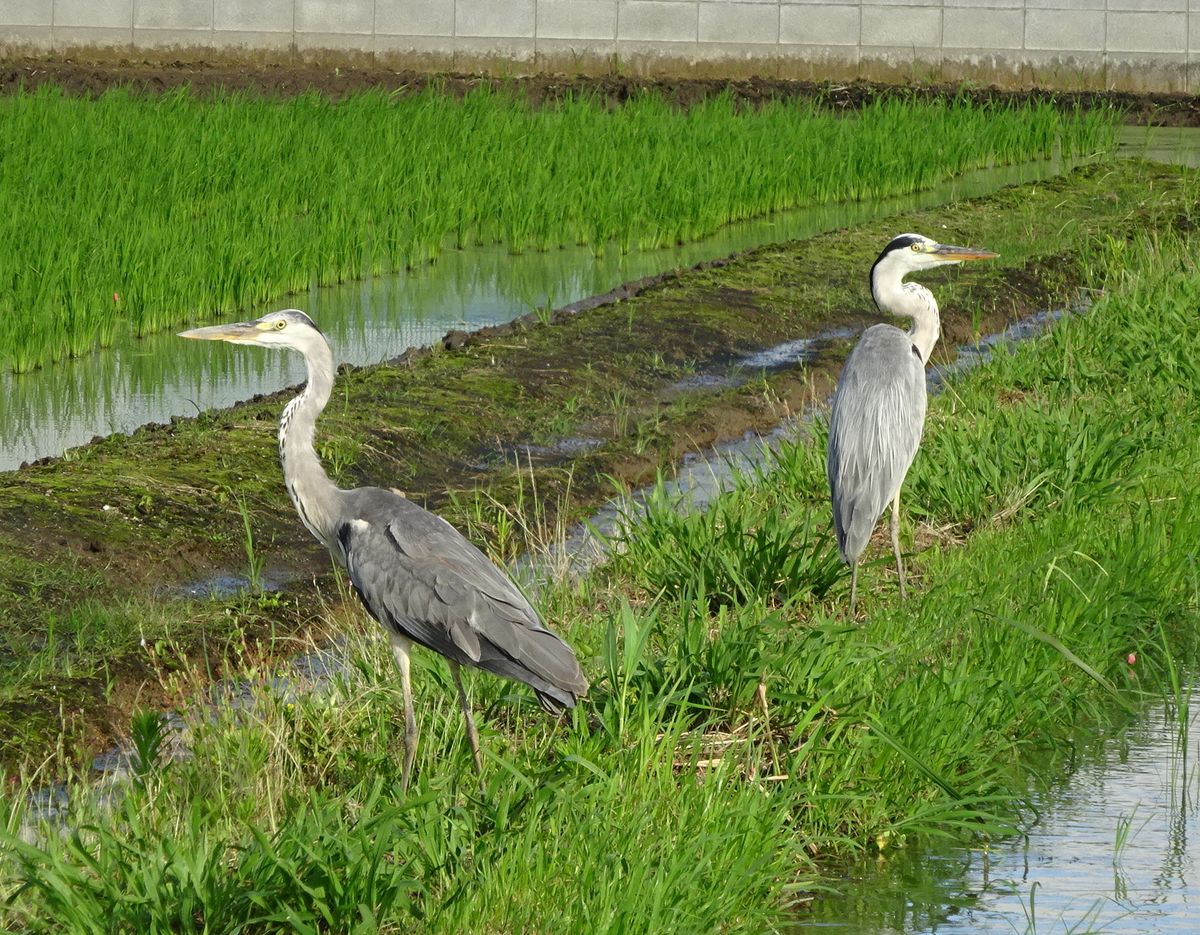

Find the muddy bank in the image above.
[
  {"left": 1, "top": 160, "right": 1195, "bottom": 777},
  {"left": 0, "top": 58, "right": 1193, "bottom": 124}
]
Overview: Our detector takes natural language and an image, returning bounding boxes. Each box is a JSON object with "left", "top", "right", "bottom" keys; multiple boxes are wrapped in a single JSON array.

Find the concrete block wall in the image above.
[{"left": 0, "top": 1, "right": 1193, "bottom": 92}]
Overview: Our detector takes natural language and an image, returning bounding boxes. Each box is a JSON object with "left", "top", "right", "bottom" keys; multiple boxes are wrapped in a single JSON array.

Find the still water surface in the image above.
[
  {"left": 8, "top": 126, "right": 1194, "bottom": 472},
  {"left": 800, "top": 704, "right": 1200, "bottom": 933}
]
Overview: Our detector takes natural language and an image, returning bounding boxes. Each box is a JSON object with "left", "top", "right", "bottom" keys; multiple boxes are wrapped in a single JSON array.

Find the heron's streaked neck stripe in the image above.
[
  {"left": 278, "top": 336, "right": 341, "bottom": 549},
  {"left": 870, "top": 258, "right": 940, "bottom": 364},
  {"left": 904, "top": 295, "right": 939, "bottom": 364}
]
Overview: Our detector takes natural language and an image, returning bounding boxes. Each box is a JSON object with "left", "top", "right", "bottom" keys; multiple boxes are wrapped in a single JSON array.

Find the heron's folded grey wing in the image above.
[
  {"left": 335, "top": 507, "right": 588, "bottom": 708},
  {"left": 827, "top": 325, "right": 927, "bottom": 562}
]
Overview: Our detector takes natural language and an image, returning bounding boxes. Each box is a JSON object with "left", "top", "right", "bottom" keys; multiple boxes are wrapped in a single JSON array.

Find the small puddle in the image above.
[
  {"left": 737, "top": 328, "right": 856, "bottom": 371},
  {"left": 664, "top": 327, "right": 854, "bottom": 397},
  {"left": 499, "top": 435, "right": 604, "bottom": 462},
  {"left": 797, "top": 702, "right": 1200, "bottom": 933},
  {"left": 9, "top": 124, "right": 1191, "bottom": 473},
  {"left": 176, "top": 568, "right": 295, "bottom": 599}
]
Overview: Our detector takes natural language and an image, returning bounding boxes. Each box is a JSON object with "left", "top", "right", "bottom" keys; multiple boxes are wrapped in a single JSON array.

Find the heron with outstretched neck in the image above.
[
  {"left": 827, "top": 233, "right": 997, "bottom": 612},
  {"left": 180, "top": 310, "right": 587, "bottom": 790}
]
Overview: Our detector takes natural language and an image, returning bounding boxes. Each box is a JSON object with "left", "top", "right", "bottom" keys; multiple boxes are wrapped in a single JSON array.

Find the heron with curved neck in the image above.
[
  {"left": 180, "top": 309, "right": 588, "bottom": 790},
  {"left": 827, "top": 233, "right": 998, "bottom": 612}
]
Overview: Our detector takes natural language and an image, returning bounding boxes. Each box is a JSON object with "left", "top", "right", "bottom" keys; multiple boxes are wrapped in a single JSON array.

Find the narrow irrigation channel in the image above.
[
  {"left": 4, "top": 126, "right": 1191, "bottom": 472},
  {"left": 799, "top": 703, "right": 1200, "bottom": 932}
]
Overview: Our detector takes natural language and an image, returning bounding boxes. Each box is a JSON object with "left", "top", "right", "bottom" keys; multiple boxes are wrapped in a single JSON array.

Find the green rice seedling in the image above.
[
  {"left": 0, "top": 85, "right": 1116, "bottom": 371},
  {"left": 128, "top": 708, "right": 167, "bottom": 789},
  {"left": 234, "top": 494, "right": 265, "bottom": 594}
]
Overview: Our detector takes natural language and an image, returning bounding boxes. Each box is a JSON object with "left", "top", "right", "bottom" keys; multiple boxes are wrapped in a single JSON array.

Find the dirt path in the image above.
[{"left": 2, "top": 58, "right": 1197, "bottom": 124}]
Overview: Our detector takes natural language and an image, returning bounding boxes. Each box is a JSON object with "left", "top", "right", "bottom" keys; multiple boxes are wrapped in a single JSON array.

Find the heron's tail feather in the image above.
[{"left": 535, "top": 685, "right": 582, "bottom": 714}]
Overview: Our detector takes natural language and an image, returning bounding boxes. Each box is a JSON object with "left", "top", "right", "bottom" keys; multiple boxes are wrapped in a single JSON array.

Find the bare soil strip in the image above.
[{"left": 1, "top": 58, "right": 1195, "bottom": 123}]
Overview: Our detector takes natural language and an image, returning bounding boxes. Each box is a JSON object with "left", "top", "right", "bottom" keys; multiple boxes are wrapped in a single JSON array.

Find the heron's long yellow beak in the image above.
[
  {"left": 177, "top": 322, "right": 262, "bottom": 343},
  {"left": 931, "top": 243, "right": 999, "bottom": 261}
]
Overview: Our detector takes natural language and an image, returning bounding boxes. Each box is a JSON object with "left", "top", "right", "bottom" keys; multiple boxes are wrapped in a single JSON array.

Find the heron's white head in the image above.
[
  {"left": 178, "top": 309, "right": 326, "bottom": 354},
  {"left": 872, "top": 233, "right": 998, "bottom": 277},
  {"left": 869, "top": 233, "right": 998, "bottom": 316}
]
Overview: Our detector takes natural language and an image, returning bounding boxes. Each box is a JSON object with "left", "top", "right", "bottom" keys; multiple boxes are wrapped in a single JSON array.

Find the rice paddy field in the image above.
[
  {"left": 0, "top": 86, "right": 1116, "bottom": 372},
  {"left": 0, "top": 78, "right": 1196, "bottom": 931}
]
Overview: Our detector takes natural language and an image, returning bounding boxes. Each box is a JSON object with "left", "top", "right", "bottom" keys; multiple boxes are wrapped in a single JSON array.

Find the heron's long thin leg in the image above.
[
  {"left": 389, "top": 632, "right": 419, "bottom": 793},
  {"left": 891, "top": 490, "right": 907, "bottom": 600},
  {"left": 849, "top": 561, "right": 859, "bottom": 615},
  {"left": 449, "top": 661, "right": 485, "bottom": 777}
]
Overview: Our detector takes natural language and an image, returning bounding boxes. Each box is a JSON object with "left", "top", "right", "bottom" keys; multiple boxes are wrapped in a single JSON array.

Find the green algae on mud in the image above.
[{"left": 1, "top": 159, "right": 1197, "bottom": 777}]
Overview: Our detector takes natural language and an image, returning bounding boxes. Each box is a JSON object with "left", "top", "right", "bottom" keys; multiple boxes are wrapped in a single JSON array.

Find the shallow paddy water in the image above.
[
  {"left": 799, "top": 703, "right": 1200, "bottom": 933},
  {"left": 5, "top": 126, "right": 1192, "bottom": 473}
]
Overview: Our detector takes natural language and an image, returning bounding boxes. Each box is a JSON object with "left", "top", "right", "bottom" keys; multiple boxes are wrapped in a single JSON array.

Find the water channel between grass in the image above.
[
  {"left": 5, "top": 126, "right": 1194, "bottom": 473},
  {"left": 799, "top": 702, "right": 1200, "bottom": 933}
]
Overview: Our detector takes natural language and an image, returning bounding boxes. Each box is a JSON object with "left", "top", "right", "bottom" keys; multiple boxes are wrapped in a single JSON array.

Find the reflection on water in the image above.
[
  {"left": 0, "top": 138, "right": 1131, "bottom": 473},
  {"left": 5, "top": 126, "right": 1195, "bottom": 472},
  {"left": 799, "top": 703, "right": 1200, "bottom": 933},
  {"left": 1122, "top": 125, "right": 1200, "bottom": 169}
]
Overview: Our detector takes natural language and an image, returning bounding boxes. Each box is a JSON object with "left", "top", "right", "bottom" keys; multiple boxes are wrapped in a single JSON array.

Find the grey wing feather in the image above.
[
  {"left": 826, "top": 324, "right": 927, "bottom": 564},
  {"left": 334, "top": 488, "right": 588, "bottom": 712}
]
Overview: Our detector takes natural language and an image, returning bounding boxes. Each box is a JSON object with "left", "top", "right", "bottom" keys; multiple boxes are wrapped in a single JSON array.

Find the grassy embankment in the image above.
[
  {"left": 1, "top": 160, "right": 1194, "bottom": 780},
  {"left": 0, "top": 87, "right": 1115, "bottom": 371},
  {"left": 2, "top": 165, "right": 1200, "bottom": 929}
]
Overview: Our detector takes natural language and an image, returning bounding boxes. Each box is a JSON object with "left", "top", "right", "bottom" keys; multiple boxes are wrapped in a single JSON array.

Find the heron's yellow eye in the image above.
[
  {"left": 274, "top": 319, "right": 287, "bottom": 330},
  {"left": 910, "top": 243, "right": 921, "bottom": 252}
]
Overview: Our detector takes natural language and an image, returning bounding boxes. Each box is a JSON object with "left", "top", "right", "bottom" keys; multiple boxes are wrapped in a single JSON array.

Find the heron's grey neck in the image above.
[
  {"left": 279, "top": 337, "right": 342, "bottom": 549},
  {"left": 871, "top": 267, "right": 940, "bottom": 364}
]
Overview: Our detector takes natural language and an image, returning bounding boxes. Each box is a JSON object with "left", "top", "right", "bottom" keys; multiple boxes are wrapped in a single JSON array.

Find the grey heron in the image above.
[
  {"left": 827, "top": 233, "right": 997, "bottom": 612},
  {"left": 180, "top": 310, "right": 588, "bottom": 790}
]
